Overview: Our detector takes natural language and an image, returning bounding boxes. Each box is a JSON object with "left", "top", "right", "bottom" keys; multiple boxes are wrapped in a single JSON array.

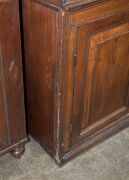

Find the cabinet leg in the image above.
[{"left": 10, "top": 144, "right": 25, "bottom": 159}]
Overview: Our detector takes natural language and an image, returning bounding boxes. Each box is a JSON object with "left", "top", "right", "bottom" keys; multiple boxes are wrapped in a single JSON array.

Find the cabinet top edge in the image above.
[{"left": 36, "top": 0, "right": 110, "bottom": 9}]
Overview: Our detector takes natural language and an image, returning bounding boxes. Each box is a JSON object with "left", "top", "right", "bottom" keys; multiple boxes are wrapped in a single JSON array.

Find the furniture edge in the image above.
[
  {"left": 0, "top": 137, "right": 28, "bottom": 158},
  {"left": 57, "top": 116, "right": 129, "bottom": 166}
]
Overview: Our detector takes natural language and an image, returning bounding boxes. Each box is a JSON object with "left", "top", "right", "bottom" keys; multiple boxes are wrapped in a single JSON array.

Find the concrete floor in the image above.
[{"left": 0, "top": 127, "right": 129, "bottom": 180}]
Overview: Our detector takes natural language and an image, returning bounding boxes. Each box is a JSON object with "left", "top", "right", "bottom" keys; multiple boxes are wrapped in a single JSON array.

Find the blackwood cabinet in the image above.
[
  {"left": 0, "top": 0, "right": 27, "bottom": 158},
  {"left": 23, "top": 0, "right": 129, "bottom": 165}
]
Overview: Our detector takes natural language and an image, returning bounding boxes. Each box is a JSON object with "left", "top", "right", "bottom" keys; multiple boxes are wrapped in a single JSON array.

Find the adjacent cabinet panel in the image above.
[
  {"left": 0, "top": 66, "right": 9, "bottom": 149},
  {"left": 0, "top": 0, "right": 27, "bottom": 157},
  {"left": 23, "top": 0, "right": 129, "bottom": 165}
]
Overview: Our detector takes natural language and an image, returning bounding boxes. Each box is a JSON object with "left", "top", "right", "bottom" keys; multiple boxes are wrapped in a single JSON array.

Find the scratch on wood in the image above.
[{"left": 61, "top": 10, "right": 65, "bottom": 17}]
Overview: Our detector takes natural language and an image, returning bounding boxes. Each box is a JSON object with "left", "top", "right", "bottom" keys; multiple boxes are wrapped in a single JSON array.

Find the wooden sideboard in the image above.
[
  {"left": 23, "top": 0, "right": 129, "bottom": 165},
  {"left": 0, "top": 0, "right": 27, "bottom": 158}
]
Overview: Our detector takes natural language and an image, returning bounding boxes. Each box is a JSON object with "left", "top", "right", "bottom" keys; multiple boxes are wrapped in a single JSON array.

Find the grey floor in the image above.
[{"left": 0, "top": 127, "right": 129, "bottom": 180}]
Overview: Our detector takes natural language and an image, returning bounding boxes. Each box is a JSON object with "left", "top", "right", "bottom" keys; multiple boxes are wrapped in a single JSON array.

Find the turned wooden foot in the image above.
[{"left": 10, "top": 145, "right": 25, "bottom": 159}]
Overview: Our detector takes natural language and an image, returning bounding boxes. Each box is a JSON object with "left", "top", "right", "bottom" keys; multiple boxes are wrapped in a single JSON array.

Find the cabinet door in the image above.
[
  {"left": 63, "top": 3, "right": 129, "bottom": 152},
  {"left": 0, "top": 0, "right": 25, "bottom": 150}
]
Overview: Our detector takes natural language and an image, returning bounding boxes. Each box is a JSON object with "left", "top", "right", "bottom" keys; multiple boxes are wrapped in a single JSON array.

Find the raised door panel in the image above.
[
  {"left": 85, "top": 26, "right": 129, "bottom": 127},
  {"left": 63, "top": 9, "right": 129, "bottom": 152},
  {"left": 80, "top": 23, "right": 129, "bottom": 139}
]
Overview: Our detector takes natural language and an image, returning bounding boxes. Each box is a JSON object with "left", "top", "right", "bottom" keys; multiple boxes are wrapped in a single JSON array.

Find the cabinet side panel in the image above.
[{"left": 23, "top": 0, "right": 57, "bottom": 154}]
